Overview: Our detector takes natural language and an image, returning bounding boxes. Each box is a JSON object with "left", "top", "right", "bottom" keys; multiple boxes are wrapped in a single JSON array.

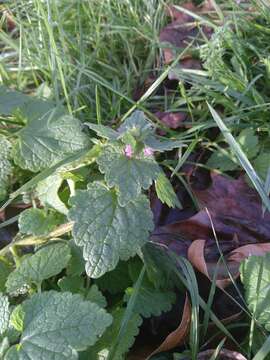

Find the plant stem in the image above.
[{"left": 0, "top": 222, "right": 74, "bottom": 256}]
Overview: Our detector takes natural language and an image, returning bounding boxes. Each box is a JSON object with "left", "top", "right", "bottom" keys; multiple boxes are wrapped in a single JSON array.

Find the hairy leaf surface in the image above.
[
  {"left": 118, "top": 110, "right": 153, "bottom": 138},
  {"left": 95, "top": 261, "right": 132, "bottom": 294},
  {"left": 68, "top": 182, "right": 154, "bottom": 277},
  {"left": 0, "top": 295, "right": 9, "bottom": 335},
  {"left": 86, "top": 285, "right": 107, "bottom": 308},
  {"left": 124, "top": 284, "right": 176, "bottom": 318},
  {"left": 0, "top": 260, "right": 12, "bottom": 293},
  {"left": 144, "top": 135, "right": 182, "bottom": 151},
  {"left": 0, "top": 85, "right": 59, "bottom": 119},
  {"left": 84, "top": 308, "right": 142, "bottom": 360},
  {"left": 155, "top": 172, "right": 182, "bottom": 208},
  {"left": 6, "top": 243, "right": 71, "bottom": 294},
  {"left": 13, "top": 113, "right": 90, "bottom": 172},
  {"left": 85, "top": 123, "right": 119, "bottom": 140},
  {"left": 0, "top": 136, "right": 13, "bottom": 200},
  {"left": 241, "top": 254, "right": 270, "bottom": 330},
  {"left": 4, "top": 291, "right": 112, "bottom": 360},
  {"left": 18, "top": 208, "right": 60, "bottom": 236},
  {"left": 97, "top": 145, "right": 160, "bottom": 205}
]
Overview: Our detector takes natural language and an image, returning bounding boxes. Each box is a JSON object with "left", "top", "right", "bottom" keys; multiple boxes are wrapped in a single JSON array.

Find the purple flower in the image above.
[
  {"left": 124, "top": 144, "right": 133, "bottom": 158},
  {"left": 143, "top": 147, "right": 154, "bottom": 157}
]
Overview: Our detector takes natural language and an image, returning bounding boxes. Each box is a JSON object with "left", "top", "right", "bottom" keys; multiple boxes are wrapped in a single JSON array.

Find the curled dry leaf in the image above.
[
  {"left": 228, "top": 243, "right": 270, "bottom": 262},
  {"left": 188, "top": 240, "right": 270, "bottom": 288},
  {"left": 197, "top": 348, "right": 247, "bottom": 360},
  {"left": 146, "top": 294, "right": 191, "bottom": 359},
  {"left": 187, "top": 239, "right": 235, "bottom": 289}
]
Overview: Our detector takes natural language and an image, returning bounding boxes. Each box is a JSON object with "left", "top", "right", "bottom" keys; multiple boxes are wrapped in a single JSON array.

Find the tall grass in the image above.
[{"left": 2, "top": 0, "right": 167, "bottom": 121}]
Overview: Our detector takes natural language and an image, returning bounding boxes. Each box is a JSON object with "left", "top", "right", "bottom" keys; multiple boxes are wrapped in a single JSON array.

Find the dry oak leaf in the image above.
[{"left": 188, "top": 239, "right": 236, "bottom": 289}]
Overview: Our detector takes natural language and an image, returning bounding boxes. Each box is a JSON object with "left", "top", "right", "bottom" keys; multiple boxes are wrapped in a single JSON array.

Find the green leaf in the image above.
[
  {"left": 0, "top": 294, "right": 9, "bottom": 335},
  {"left": 84, "top": 308, "right": 142, "bottom": 360},
  {"left": 238, "top": 128, "right": 259, "bottom": 159},
  {"left": 68, "top": 182, "right": 154, "bottom": 278},
  {"left": 58, "top": 276, "right": 84, "bottom": 294},
  {"left": 58, "top": 278, "right": 107, "bottom": 308},
  {"left": 250, "top": 327, "right": 270, "bottom": 359},
  {"left": 208, "top": 105, "right": 270, "bottom": 212},
  {"left": 252, "top": 334, "right": 270, "bottom": 360},
  {"left": 124, "top": 283, "right": 176, "bottom": 318},
  {"left": 0, "top": 136, "right": 13, "bottom": 201},
  {"left": 0, "top": 337, "right": 9, "bottom": 358},
  {"left": 86, "top": 285, "right": 107, "bottom": 308},
  {"left": 10, "top": 305, "right": 24, "bottom": 333},
  {"left": 118, "top": 110, "right": 153, "bottom": 139},
  {"left": 66, "top": 240, "right": 85, "bottom": 277},
  {"left": 95, "top": 261, "right": 132, "bottom": 295},
  {"left": 97, "top": 145, "right": 161, "bottom": 206},
  {"left": 142, "top": 243, "right": 180, "bottom": 290},
  {"left": 208, "top": 128, "right": 259, "bottom": 172},
  {"left": 6, "top": 243, "right": 71, "bottom": 294},
  {"left": 254, "top": 152, "right": 270, "bottom": 181},
  {"left": 241, "top": 254, "right": 270, "bottom": 330},
  {"left": 13, "top": 112, "right": 90, "bottom": 172},
  {"left": 144, "top": 135, "right": 183, "bottom": 152},
  {"left": 0, "top": 259, "right": 12, "bottom": 292},
  {"left": 85, "top": 123, "right": 119, "bottom": 140},
  {"left": 5, "top": 291, "right": 112, "bottom": 360},
  {"left": 36, "top": 174, "right": 68, "bottom": 215},
  {"left": 155, "top": 172, "right": 182, "bottom": 208},
  {"left": 207, "top": 150, "right": 238, "bottom": 171},
  {"left": 0, "top": 85, "right": 32, "bottom": 116},
  {"left": 18, "top": 208, "right": 60, "bottom": 236},
  {"left": 0, "top": 85, "right": 59, "bottom": 119},
  {"left": 4, "top": 346, "right": 19, "bottom": 360}
]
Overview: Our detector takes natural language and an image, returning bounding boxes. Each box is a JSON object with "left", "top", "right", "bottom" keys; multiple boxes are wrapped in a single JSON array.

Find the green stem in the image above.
[{"left": 0, "top": 222, "right": 74, "bottom": 256}]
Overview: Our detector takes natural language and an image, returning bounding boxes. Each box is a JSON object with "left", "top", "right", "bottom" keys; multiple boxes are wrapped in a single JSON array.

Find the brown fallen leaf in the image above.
[
  {"left": 188, "top": 239, "right": 236, "bottom": 288},
  {"left": 155, "top": 111, "right": 187, "bottom": 129},
  {"left": 166, "top": 2, "right": 197, "bottom": 23},
  {"left": 167, "top": 1, "right": 215, "bottom": 21},
  {"left": 228, "top": 243, "right": 270, "bottom": 262},
  {"left": 160, "top": 2, "right": 214, "bottom": 64},
  {"left": 155, "top": 174, "right": 270, "bottom": 262},
  {"left": 188, "top": 239, "right": 270, "bottom": 288},
  {"left": 197, "top": 348, "right": 247, "bottom": 360},
  {"left": 146, "top": 294, "right": 191, "bottom": 359},
  {"left": 2, "top": 10, "right": 16, "bottom": 33},
  {"left": 0, "top": 210, "right": 5, "bottom": 222}
]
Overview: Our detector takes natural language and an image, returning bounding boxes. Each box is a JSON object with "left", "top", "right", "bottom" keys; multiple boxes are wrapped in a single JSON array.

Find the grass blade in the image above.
[
  {"left": 208, "top": 104, "right": 270, "bottom": 213},
  {"left": 108, "top": 265, "right": 145, "bottom": 360},
  {"left": 252, "top": 335, "right": 270, "bottom": 360}
]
